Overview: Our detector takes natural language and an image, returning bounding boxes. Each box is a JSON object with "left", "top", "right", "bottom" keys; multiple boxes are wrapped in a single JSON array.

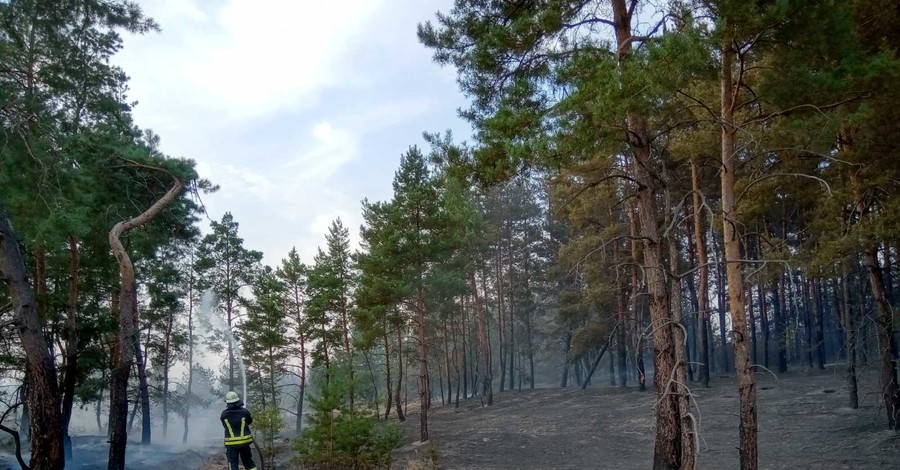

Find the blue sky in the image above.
[{"left": 115, "top": 0, "right": 471, "bottom": 265}]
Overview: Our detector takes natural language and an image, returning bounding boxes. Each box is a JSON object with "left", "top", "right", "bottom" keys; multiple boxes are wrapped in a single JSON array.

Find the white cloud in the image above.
[
  {"left": 122, "top": 0, "right": 385, "bottom": 122},
  {"left": 113, "top": 0, "right": 469, "bottom": 266},
  {"left": 284, "top": 122, "right": 358, "bottom": 181}
]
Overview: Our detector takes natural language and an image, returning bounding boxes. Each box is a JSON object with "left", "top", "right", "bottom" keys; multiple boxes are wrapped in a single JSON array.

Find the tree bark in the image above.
[
  {"left": 107, "top": 171, "right": 182, "bottom": 470},
  {"left": 470, "top": 272, "right": 493, "bottom": 405},
  {"left": 669, "top": 236, "right": 696, "bottom": 470},
  {"left": 581, "top": 324, "right": 618, "bottom": 389},
  {"left": 627, "top": 207, "right": 647, "bottom": 392},
  {"left": 495, "top": 244, "right": 506, "bottom": 393},
  {"left": 383, "top": 320, "right": 393, "bottom": 420},
  {"left": 811, "top": 278, "right": 826, "bottom": 370},
  {"left": 617, "top": 274, "right": 629, "bottom": 387},
  {"left": 864, "top": 244, "right": 900, "bottom": 430},
  {"left": 61, "top": 235, "right": 79, "bottom": 461},
  {"left": 691, "top": 159, "right": 711, "bottom": 388},
  {"left": 183, "top": 256, "right": 195, "bottom": 444},
  {"left": 802, "top": 277, "right": 814, "bottom": 368},
  {"left": 133, "top": 295, "right": 151, "bottom": 445},
  {"left": 759, "top": 278, "right": 770, "bottom": 369},
  {"left": 747, "top": 281, "right": 758, "bottom": 366},
  {"left": 561, "top": 331, "right": 571, "bottom": 388},
  {"left": 613, "top": 0, "right": 693, "bottom": 465},
  {"left": 721, "top": 32, "right": 758, "bottom": 469},
  {"left": 162, "top": 306, "right": 173, "bottom": 438},
  {"left": 772, "top": 282, "right": 787, "bottom": 373},
  {"left": 394, "top": 324, "right": 406, "bottom": 421},
  {"left": 714, "top": 238, "right": 730, "bottom": 373},
  {"left": 0, "top": 208, "right": 64, "bottom": 470},
  {"left": 840, "top": 264, "right": 859, "bottom": 409},
  {"left": 461, "top": 296, "right": 468, "bottom": 399},
  {"left": 416, "top": 286, "right": 429, "bottom": 441}
]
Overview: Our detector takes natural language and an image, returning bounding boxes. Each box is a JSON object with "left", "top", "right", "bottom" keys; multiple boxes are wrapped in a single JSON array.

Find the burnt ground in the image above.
[{"left": 394, "top": 366, "right": 899, "bottom": 469}]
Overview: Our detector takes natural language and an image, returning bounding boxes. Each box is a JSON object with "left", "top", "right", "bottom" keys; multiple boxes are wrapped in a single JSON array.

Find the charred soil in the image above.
[{"left": 394, "top": 366, "right": 899, "bottom": 469}]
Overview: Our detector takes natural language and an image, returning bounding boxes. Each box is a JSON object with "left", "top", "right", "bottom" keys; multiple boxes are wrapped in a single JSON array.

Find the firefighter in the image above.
[{"left": 221, "top": 391, "right": 257, "bottom": 470}]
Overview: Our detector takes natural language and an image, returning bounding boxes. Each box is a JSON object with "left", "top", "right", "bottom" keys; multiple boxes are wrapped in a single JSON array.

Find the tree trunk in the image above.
[
  {"left": 715, "top": 240, "right": 730, "bottom": 373},
  {"left": 615, "top": 0, "right": 693, "bottom": 459},
  {"left": 864, "top": 244, "right": 900, "bottom": 430},
  {"left": 394, "top": 324, "right": 406, "bottom": 422},
  {"left": 162, "top": 308, "right": 174, "bottom": 439},
  {"left": 416, "top": 287, "right": 429, "bottom": 441},
  {"left": 61, "top": 236, "right": 80, "bottom": 461},
  {"left": 811, "top": 279, "right": 826, "bottom": 370},
  {"left": 97, "top": 368, "right": 105, "bottom": 435},
  {"left": 759, "top": 279, "right": 770, "bottom": 369},
  {"left": 453, "top": 301, "right": 462, "bottom": 406},
  {"left": 747, "top": 281, "right": 758, "bottom": 366},
  {"left": 617, "top": 274, "right": 629, "bottom": 387},
  {"left": 0, "top": 208, "right": 64, "bottom": 470},
  {"left": 581, "top": 325, "right": 618, "bottom": 390},
  {"left": 340, "top": 291, "right": 354, "bottom": 414},
  {"left": 669, "top": 236, "right": 696, "bottom": 470},
  {"left": 383, "top": 321, "right": 393, "bottom": 421},
  {"left": 802, "top": 277, "right": 814, "bottom": 368},
  {"left": 507, "top": 240, "right": 515, "bottom": 392},
  {"left": 691, "top": 159, "right": 711, "bottom": 388},
  {"left": 721, "top": 34, "right": 758, "bottom": 469},
  {"left": 772, "top": 282, "right": 788, "bottom": 373},
  {"left": 495, "top": 245, "right": 506, "bottom": 393},
  {"left": 107, "top": 171, "right": 182, "bottom": 470},
  {"left": 527, "top": 307, "right": 535, "bottom": 390},
  {"left": 561, "top": 331, "right": 572, "bottom": 388},
  {"left": 470, "top": 272, "right": 493, "bottom": 405},
  {"left": 291, "top": 282, "right": 308, "bottom": 431},
  {"left": 133, "top": 295, "right": 151, "bottom": 445},
  {"left": 461, "top": 296, "right": 468, "bottom": 399},
  {"left": 840, "top": 265, "right": 859, "bottom": 409},
  {"left": 627, "top": 207, "right": 647, "bottom": 393},
  {"left": 183, "top": 258, "right": 195, "bottom": 444}
]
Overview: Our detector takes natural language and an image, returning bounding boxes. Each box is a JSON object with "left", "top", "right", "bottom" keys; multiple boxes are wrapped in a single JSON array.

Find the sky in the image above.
[{"left": 114, "top": 0, "right": 471, "bottom": 266}]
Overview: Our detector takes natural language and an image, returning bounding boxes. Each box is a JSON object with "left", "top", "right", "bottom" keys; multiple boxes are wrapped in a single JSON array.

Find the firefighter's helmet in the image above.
[{"left": 224, "top": 391, "right": 240, "bottom": 404}]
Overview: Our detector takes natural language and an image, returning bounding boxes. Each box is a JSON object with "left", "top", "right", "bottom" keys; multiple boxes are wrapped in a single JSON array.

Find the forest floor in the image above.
[
  {"left": 394, "top": 365, "right": 899, "bottom": 469},
  {"left": 2, "top": 366, "right": 897, "bottom": 469},
  {"left": 0, "top": 435, "right": 222, "bottom": 470}
]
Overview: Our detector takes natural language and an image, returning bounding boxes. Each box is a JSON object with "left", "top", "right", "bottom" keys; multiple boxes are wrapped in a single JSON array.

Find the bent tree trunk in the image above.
[
  {"left": 107, "top": 171, "right": 183, "bottom": 470},
  {"left": 0, "top": 208, "right": 64, "bottom": 470}
]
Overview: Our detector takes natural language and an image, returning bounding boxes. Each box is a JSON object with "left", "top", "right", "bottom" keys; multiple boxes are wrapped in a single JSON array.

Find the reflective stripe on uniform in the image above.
[{"left": 223, "top": 417, "right": 253, "bottom": 446}]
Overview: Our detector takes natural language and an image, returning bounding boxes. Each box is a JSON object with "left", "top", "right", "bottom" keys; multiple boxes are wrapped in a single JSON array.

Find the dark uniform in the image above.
[{"left": 220, "top": 400, "right": 257, "bottom": 470}]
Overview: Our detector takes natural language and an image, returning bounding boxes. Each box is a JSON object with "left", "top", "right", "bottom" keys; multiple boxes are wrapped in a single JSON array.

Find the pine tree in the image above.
[
  {"left": 276, "top": 247, "right": 311, "bottom": 432},
  {"left": 195, "top": 212, "right": 263, "bottom": 392},
  {"left": 242, "top": 267, "right": 289, "bottom": 408},
  {"left": 306, "top": 219, "right": 356, "bottom": 393}
]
